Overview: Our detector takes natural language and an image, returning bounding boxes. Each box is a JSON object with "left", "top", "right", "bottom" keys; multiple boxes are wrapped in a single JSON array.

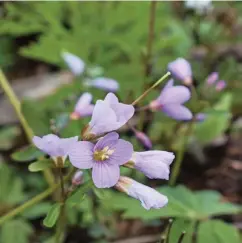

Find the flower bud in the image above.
[
  {"left": 72, "top": 170, "right": 84, "bottom": 186},
  {"left": 134, "top": 131, "right": 152, "bottom": 149},
  {"left": 206, "top": 72, "right": 218, "bottom": 86},
  {"left": 115, "top": 176, "right": 168, "bottom": 210},
  {"left": 215, "top": 80, "right": 226, "bottom": 92}
]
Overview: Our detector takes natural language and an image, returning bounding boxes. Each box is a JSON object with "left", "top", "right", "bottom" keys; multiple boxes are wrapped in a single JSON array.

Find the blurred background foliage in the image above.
[{"left": 1, "top": 1, "right": 242, "bottom": 243}]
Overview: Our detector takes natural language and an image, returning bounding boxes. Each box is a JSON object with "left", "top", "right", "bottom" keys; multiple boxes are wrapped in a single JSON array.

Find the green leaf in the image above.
[
  {"left": 105, "top": 185, "right": 241, "bottom": 220},
  {"left": 194, "top": 94, "right": 232, "bottom": 143},
  {"left": 169, "top": 219, "right": 195, "bottom": 243},
  {"left": 0, "top": 126, "right": 21, "bottom": 150},
  {"left": 0, "top": 219, "right": 33, "bottom": 243},
  {"left": 43, "top": 203, "right": 62, "bottom": 228},
  {"left": 0, "top": 163, "right": 26, "bottom": 205},
  {"left": 22, "top": 202, "right": 52, "bottom": 219},
  {"left": 28, "top": 159, "right": 53, "bottom": 172},
  {"left": 66, "top": 180, "right": 93, "bottom": 206},
  {"left": 11, "top": 145, "right": 44, "bottom": 162},
  {"left": 197, "top": 220, "right": 241, "bottom": 243}
]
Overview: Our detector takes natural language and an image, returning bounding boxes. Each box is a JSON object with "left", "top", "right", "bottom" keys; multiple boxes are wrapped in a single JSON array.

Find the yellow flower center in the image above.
[{"left": 93, "top": 146, "right": 115, "bottom": 161}]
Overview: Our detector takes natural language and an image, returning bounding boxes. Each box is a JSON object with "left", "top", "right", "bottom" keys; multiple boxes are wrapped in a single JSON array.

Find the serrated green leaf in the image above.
[
  {"left": 43, "top": 202, "right": 62, "bottom": 228},
  {"left": 0, "top": 219, "right": 33, "bottom": 243},
  {"left": 104, "top": 185, "right": 241, "bottom": 221},
  {"left": 28, "top": 159, "right": 53, "bottom": 172},
  {"left": 11, "top": 145, "right": 44, "bottom": 162}
]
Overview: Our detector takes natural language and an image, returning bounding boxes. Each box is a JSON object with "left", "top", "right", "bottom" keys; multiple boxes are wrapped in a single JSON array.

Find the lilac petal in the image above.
[
  {"left": 86, "top": 77, "right": 119, "bottom": 92},
  {"left": 162, "top": 79, "right": 174, "bottom": 93},
  {"left": 92, "top": 162, "right": 120, "bottom": 188},
  {"left": 167, "top": 58, "right": 192, "bottom": 82},
  {"left": 104, "top": 92, "right": 119, "bottom": 104},
  {"left": 94, "top": 132, "right": 119, "bottom": 151},
  {"left": 68, "top": 141, "right": 95, "bottom": 169},
  {"left": 162, "top": 104, "right": 193, "bottom": 120},
  {"left": 77, "top": 105, "right": 94, "bottom": 117},
  {"left": 62, "top": 52, "right": 85, "bottom": 76},
  {"left": 59, "top": 136, "right": 78, "bottom": 155},
  {"left": 105, "top": 93, "right": 135, "bottom": 125},
  {"left": 133, "top": 151, "right": 175, "bottom": 179},
  {"left": 75, "top": 92, "right": 92, "bottom": 111},
  {"left": 89, "top": 100, "right": 118, "bottom": 135},
  {"left": 33, "top": 134, "right": 60, "bottom": 157},
  {"left": 109, "top": 139, "right": 133, "bottom": 165},
  {"left": 117, "top": 177, "right": 168, "bottom": 210},
  {"left": 195, "top": 113, "right": 206, "bottom": 122},
  {"left": 158, "top": 86, "right": 191, "bottom": 105}
]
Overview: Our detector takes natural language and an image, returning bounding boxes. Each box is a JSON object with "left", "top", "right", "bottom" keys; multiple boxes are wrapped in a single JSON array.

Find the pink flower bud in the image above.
[
  {"left": 215, "top": 80, "right": 226, "bottom": 92},
  {"left": 134, "top": 131, "right": 152, "bottom": 149},
  {"left": 72, "top": 170, "right": 84, "bottom": 186},
  {"left": 206, "top": 72, "right": 218, "bottom": 86}
]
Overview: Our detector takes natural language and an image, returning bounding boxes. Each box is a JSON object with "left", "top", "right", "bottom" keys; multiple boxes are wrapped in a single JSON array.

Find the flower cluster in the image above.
[
  {"left": 149, "top": 79, "right": 192, "bottom": 121},
  {"left": 33, "top": 93, "right": 175, "bottom": 210},
  {"left": 62, "top": 51, "right": 119, "bottom": 92},
  {"left": 206, "top": 72, "right": 226, "bottom": 92}
]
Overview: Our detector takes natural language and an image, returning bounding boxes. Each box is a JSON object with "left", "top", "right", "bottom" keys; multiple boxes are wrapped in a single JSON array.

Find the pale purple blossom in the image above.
[
  {"left": 168, "top": 58, "right": 192, "bottom": 85},
  {"left": 62, "top": 51, "right": 85, "bottom": 76},
  {"left": 126, "top": 151, "right": 174, "bottom": 179},
  {"left": 85, "top": 77, "right": 119, "bottom": 92},
  {"left": 70, "top": 92, "right": 94, "bottom": 120},
  {"left": 72, "top": 170, "right": 84, "bottom": 186},
  {"left": 33, "top": 134, "right": 78, "bottom": 163},
  {"left": 68, "top": 132, "right": 133, "bottom": 188},
  {"left": 83, "top": 93, "right": 134, "bottom": 139},
  {"left": 206, "top": 72, "right": 218, "bottom": 85},
  {"left": 195, "top": 113, "right": 206, "bottom": 122},
  {"left": 115, "top": 176, "right": 168, "bottom": 210},
  {"left": 215, "top": 80, "right": 226, "bottom": 92},
  {"left": 185, "top": 0, "right": 213, "bottom": 14},
  {"left": 149, "top": 79, "right": 193, "bottom": 121},
  {"left": 134, "top": 131, "right": 152, "bottom": 149}
]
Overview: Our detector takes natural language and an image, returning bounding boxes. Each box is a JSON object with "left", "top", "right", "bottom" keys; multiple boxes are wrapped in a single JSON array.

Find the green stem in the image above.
[
  {"left": 0, "top": 169, "right": 74, "bottom": 225},
  {"left": 132, "top": 72, "right": 170, "bottom": 106},
  {"left": 0, "top": 69, "right": 55, "bottom": 187},
  {"left": 0, "top": 184, "right": 58, "bottom": 225},
  {"left": 169, "top": 122, "right": 193, "bottom": 186},
  {"left": 55, "top": 168, "right": 66, "bottom": 243}
]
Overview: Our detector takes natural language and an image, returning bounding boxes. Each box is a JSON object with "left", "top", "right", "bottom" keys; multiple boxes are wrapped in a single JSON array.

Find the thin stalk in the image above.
[
  {"left": 0, "top": 169, "right": 74, "bottom": 225},
  {"left": 0, "top": 185, "right": 57, "bottom": 225},
  {"left": 55, "top": 168, "right": 66, "bottom": 243},
  {"left": 132, "top": 72, "right": 170, "bottom": 106},
  {"left": 0, "top": 69, "right": 55, "bottom": 187},
  {"left": 169, "top": 122, "right": 194, "bottom": 186}
]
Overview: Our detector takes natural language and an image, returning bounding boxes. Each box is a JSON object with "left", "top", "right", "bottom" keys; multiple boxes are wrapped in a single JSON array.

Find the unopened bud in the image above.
[{"left": 72, "top": 170, "right": 84, "bottom": 186}]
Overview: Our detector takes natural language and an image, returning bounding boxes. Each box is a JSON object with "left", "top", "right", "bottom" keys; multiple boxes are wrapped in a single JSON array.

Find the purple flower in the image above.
[
  {"left": 62, "top": 51, "right": 85, "bottom": 76},
  {"left": 215, "top": 80, "right": 226, "bottom": 91},
  {"left": 68, "top": 132, "right": 133, "bottom": 188},
  {"left": 134, "top": 131, "right": 152, "bottom": 149},
  {"left": 83, "top": 93, "right": 134, "bottom": 139},
  {"left": 33, "top": 134, "right": 78, "bottom": 164},
  {"left": 126, "top": 151, "right": 174, "bottom": 179},
  {"left": 168, "top": 58, "right": 192, "bottom": 85},
  {"left": 206, "top": 72, "right": 218, "bottom": 86},
  {"left": 70, "top": 92, "right": 94, "bottom": 120},
  {"left": 85, "top": 77, "right": 119, "bottom": 92},
  {"left": 72, "top": 170, "right": 84, "bottom": 186},
  {"left": 149, "top": 79, "right": 192, "bottom": 121},
  {"left": 195, "top": 113, "right": 206, "bottom": 122},
  {"left": 115, "top": 176, "right": 168, "bottom": 210}
]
